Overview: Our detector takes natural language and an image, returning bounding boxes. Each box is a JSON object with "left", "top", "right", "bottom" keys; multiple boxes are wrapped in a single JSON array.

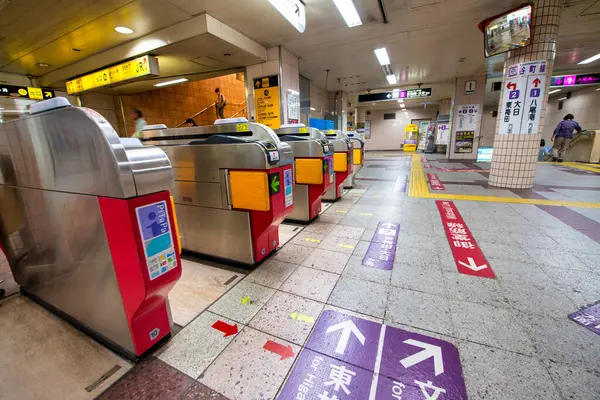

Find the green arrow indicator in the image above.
[
  {"left": 323, "top": 160, "right": 328, "bottom": 174},
  {"left": 269, "top": 173, "right": 280, "bottom": 194}
]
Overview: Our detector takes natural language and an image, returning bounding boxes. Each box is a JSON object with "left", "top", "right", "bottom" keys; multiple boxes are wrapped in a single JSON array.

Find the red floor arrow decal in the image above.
[
  {"left": 211, "top": 320, "right": 238, "bottom": 337},
  {"left": 263, "top": 340, "right": 295, "bottom": 360},
  {"left": 436, "top": 200, "right": 495, "bottom": 278}
]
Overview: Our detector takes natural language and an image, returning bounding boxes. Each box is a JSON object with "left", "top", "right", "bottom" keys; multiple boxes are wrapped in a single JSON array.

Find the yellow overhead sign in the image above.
[{"left": 66, "top": 55, "right": 159, "bottom": 94}]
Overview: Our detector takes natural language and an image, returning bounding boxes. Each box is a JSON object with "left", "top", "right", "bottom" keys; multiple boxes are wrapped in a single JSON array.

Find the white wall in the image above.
[
  {"left": 480, "top": 106, "right": 497, "bottom": 147},
  {"left": 309, "top": 82, "right": 329, "bottom": 120},
  {"left": 364, "top": 107, "right": 438, "bottom": 151},
  {"left": 540, "top": 87, "right": 600, "bottom": 142}
]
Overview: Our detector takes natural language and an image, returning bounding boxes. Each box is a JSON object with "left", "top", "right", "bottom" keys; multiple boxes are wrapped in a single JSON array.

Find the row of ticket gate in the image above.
[{"left": 0, "top": 98, "right": 364, "bottom": 360}]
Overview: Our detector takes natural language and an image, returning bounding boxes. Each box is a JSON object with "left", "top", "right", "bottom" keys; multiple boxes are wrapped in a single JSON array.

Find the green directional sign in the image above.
[
  {"left": 323, "top": 160, "right": 328, "bottom": 174},
  {"left": 269, "top": 172, "right": 281, "bottom": 195}
]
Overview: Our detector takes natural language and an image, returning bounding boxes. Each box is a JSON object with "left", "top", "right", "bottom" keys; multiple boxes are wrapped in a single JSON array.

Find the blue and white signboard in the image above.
[
  {"left": 136, "top": 201, "right": 177, "bottom": 280},
  {"left": 284, "top": 169, "right": 294, "bottom": 208},
  {"left": 476, "top": 147, "right": 494, "bottom": 162}
]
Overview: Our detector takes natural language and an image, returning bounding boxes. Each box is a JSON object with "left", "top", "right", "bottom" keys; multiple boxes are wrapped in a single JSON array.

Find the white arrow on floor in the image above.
[
  {"left": 326, "top": 320, "right": 365, "bottom": 355},
  {"left": 381, "top": 223, "right": 397, "bottom": 229},
  {"left": 400, "top": 339, "right": 444, "bottom": 376},
  {"left": 457, "top": 257, "right": 488, "bottom": 271}
]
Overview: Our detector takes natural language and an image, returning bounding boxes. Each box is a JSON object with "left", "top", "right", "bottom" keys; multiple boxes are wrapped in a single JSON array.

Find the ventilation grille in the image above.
[{"left": 383, "top": 113, "right": 396, "bottom": 120}]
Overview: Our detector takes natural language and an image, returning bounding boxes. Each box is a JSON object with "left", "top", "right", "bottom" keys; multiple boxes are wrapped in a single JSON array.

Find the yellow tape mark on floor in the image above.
[
  {"left": 410, "top": 154, "right": 600, "bottom": 208},
  {"left": 560, "top": 162, "right": 600, "bottom": 173}
]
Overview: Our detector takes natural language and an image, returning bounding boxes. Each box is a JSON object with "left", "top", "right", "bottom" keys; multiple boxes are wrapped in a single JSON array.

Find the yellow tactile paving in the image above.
[
  {"left": 409, "top": 155, "right": 600, "bottom": 209},
  {"left": 538, "top": 161, "right": 600, "bottom": 173}
]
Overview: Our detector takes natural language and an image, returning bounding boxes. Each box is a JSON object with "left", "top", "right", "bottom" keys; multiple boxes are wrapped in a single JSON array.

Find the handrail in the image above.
[
  {"left": 543, "top": 130, "right": 591, "bottom": 161},
  {"left": 176, "top": 100, "right": 248, "bottom": 127},
  {"left": 231, "top": 108, "right": 247, "bottom": 118},
  {"left": 175, "top": 103, "right": 216, "bottom": 127}
]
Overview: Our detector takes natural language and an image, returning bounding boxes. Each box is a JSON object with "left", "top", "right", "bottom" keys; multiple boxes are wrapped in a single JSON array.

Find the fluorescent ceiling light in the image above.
[
  {"left": 333, "top": 0, "right": 363, "bottom": 28},
  {"left": 400, "top": 104, "right": 406, "bottom": 108},
  {"left": 558, "top": 97, "right": 567, "bottom": 100},
  {"left": 115, "top": 26, "right": 134, "bottom": 34},
  {"left": 386, "top": 75, "right": 397, "bottom": 85},
  {"left": 548, "top": 89, "right": 562, "bottom": 94},
  {"left": 578, "top": 53, "right": 600, "bottom": 65},
  {"left": 310, "top": 107, "right": 316, "bottom": 111},
  {"left": 154, "top": 78, "right": 188, "bottom": 87},
  {"left": 374, "top": 48, "right": 390, "bottom": 66}
]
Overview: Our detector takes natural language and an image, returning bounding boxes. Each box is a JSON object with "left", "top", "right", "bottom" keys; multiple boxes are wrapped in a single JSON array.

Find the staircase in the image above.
[{"left": 176, "top": 101, "right": 247, "bottom": 127}]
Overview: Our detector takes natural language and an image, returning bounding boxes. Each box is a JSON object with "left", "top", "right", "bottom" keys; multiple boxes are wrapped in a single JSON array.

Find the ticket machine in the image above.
[
  {"left": 0, "top": 98, "right": 181, "bottom": 361},
  {"left": 321, "top": 130, "right": 353, "bottom": 201},
  {"left": 140, "top": 118, "right": 294, "bottom": 265},
  {"left": 343, "top": 130, "right": 365, "bottom": 188},
  {"left": 275, "top": 124, "right": 335, "bottom": 222}
]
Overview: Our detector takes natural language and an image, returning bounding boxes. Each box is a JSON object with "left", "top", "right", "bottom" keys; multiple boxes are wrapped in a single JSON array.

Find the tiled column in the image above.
[{"left": 489, "top": 0, "right": 564, "bottom": 189}]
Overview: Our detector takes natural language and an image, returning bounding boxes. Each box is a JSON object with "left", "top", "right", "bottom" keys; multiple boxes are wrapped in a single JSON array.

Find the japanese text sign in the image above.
[
  {"left": 278, "top": 310, "right": 467, "bottom": 400},
  {"left": 500, "top": 60, "right": 546, "bottom": 135},
  {"left": 436, "top": 200, "right": 495, "bottom": 278},
  {"left": 362, "top": 222, "right": 400, "bottom": 270},
  {"left": 569, "top": 302, "right": 600, "bottom": 336}
]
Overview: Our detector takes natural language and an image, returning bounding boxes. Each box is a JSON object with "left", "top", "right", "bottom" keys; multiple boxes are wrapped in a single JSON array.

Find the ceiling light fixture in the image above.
[
  {"left": 374, "top": 48, "right": 390, "bottom": 66},
  {"left": 310, "top": 107, "right": 316, "bottom": 111},
  {"left": 558, "top": 96, "right": 568, "bottom": 101},
  {"left": 578, "top": 52, "right": 600, "bottom": 65},
  {"left": 332, "top": 0, "right": 363, "bottom": 28},
  {"left": 400, "top": 104, "right": 406, "bottom": 108},
  {"left": 36, "top": 62, "right": 50, "bottom": 67},
  {"left": 548, "top": 89, "right": 562, "bottom": 94},
  {"left": 115, "top": 26, "right": 134, "bottom": 35},
  {"left": 154, "top": 78, "right": 188, "bottom": 87},
  {"left": 386, "top": 75, "right": 397, "bottom": 85}
]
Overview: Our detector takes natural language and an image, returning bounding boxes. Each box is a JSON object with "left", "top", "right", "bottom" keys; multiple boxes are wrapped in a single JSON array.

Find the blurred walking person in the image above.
[
  {"left": 130, "top": 108, "right": 147, "bottom": 138},
  {"left": 215, "top": 88, "right": 226, "bottom": 119},
  {"left": 551, "top": 114, "right": 582, "bottom": 162}
]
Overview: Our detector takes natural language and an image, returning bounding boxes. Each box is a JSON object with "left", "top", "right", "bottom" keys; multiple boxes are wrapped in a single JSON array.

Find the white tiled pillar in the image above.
[
  {"left": 489, "top": 0, "right": 564, "bottom": 189},
  {"left": 245, "top": 46, "right": 300, "bottom": 126}
]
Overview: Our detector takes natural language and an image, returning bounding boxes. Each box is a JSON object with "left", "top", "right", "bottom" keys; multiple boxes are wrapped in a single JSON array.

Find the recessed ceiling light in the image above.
[
  {"left": 578, "top": 52, "right": 600, "bottom": 65},
  {"left": 374, "top": 48, "right": 390, "bottom": 66},
  {"left": 386, "top": 75, "right": 397, "bottom": 85},
  {"left": 154, "top": 78, "right": 188, "bottom": 87},
  {"left": 36, "top": 62, "right": 50, "bottom": 67},
  {"left": 548, "top": 89, "right": 562, "bottom": 94},
  {"left": 115, "top": 26, "right": 134, "bottom": 35},
  {"left": 332, "top": 0, "right": 363, "bottom": 28}
]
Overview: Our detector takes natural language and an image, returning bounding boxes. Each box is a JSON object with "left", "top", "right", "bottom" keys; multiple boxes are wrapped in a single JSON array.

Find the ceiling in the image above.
[{"left": 1, "top": 0, "right": 600, "bottom": 97}]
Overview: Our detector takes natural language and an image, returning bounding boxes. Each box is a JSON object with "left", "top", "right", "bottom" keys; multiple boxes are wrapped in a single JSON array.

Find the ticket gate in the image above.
[
  {"left": 140, "top": 118, "right": 294, "bottom": 265},
  {"left": 0, "top": 98, "right": 181, "bottom": 361},
  {"left": 321, "top": 130, "right": 353, "bottom": 201},
  {"left": 343, "top": 130, "right": 365, "bottom": 188},
  {"left": 275, "top": 124, "right": 335, "bottom": 222}
]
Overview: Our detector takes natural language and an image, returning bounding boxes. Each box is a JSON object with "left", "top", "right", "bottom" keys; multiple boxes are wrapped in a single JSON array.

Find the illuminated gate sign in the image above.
[{"left": 66, "top": 55, "right": 159, "bottom": 94}]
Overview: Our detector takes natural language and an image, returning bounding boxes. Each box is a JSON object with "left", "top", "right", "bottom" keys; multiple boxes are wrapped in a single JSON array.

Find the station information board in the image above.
[
  {"left": 0, "top": 84, "right": 55, "bottom": 100},
  {"left": 66, "top": 55, "right": 159, "bottom": 94}
]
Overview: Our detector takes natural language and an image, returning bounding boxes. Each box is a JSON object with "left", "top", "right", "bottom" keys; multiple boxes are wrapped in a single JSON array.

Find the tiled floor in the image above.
[{"left": 2, "top": 151, "right": 600, "bottom": 400}]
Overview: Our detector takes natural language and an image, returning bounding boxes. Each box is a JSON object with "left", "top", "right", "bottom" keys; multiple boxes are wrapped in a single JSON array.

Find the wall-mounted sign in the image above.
[
  {"left": 499, "top": 59, "right": 546, "bottom": 135},
  {"left": 551, "top": 73, "right": 600, "bottom": 87},
  {"left": 437, "top": 122, "right": 450, "bottom": 145},
  {"left": 0, "top": 84, "right": 55, "bottom": 100},
  {"left": 287, "top": 89, "right": 299, "bottom": 124},
  {"left": 465, "top": 80, "right": 477, "bottom": 94},
  {"left": 267, "top": 0, "right": 306, "bottom": 33},
  {"left": 454, "top": 104, "right": 480, "bottom": 153},
  {"left": 66, "top": 55, "right": 159, "bottom": 94},
  {"left": 358, "top": 88, "right": 432, "bottom": 103},
  {"left": 477, "top": 147, "right": 494, "bottom": 162},
  {"left": 254, "top": 75, "right": 281, "bottom": 129}
]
